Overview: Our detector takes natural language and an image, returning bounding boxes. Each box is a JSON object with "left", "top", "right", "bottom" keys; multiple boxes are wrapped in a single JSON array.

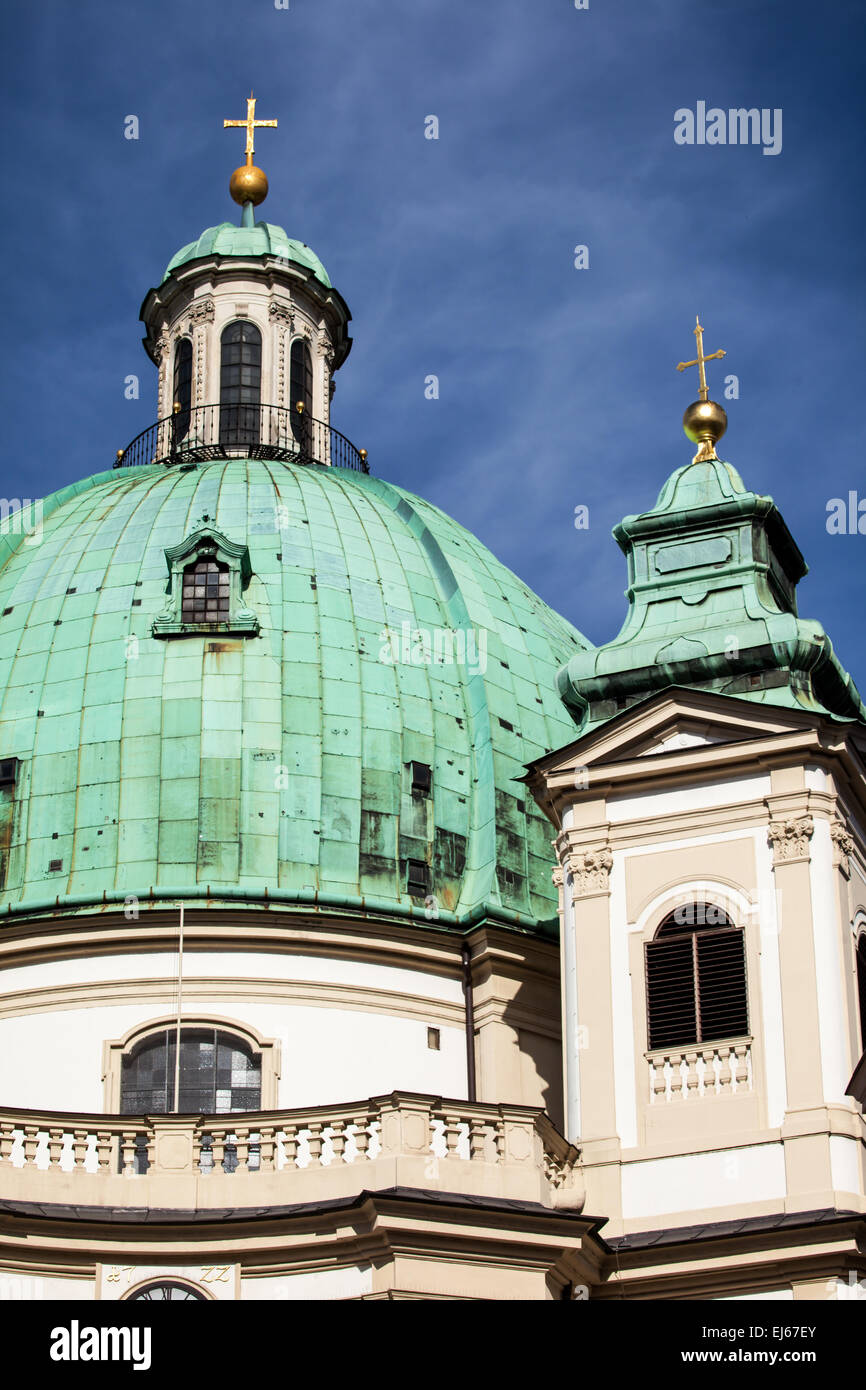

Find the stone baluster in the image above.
[
  {"left": 467, "top": 1116, "right": 487, "bottom": 1161},
  {"left": 72, "top": 1129, "right": 90, "bottom": 1172},
  {"left": 733, "top": 1044, "right": 750, "bottom": 1089},
  {"left": 685, "top": 1052, "right": 700, "bottom": 1098},
  {"left": 329, "top": 1120, "right": 347, "bottom": 1165},
  {"left": 280, "top": 1124, "right": 298, "bottom": 1169},
  {"left": 210, "top": 1128, "right": 227, "bottom": 1173},
  {"left": 651, "top": 1059, "right": 667, "bottom": 1103},
  {"left": 668, "top": 1055, "right": 684, "bottom": 1099},
  {"left": 441, "top": 1113, "right": 462, "bottom": 1159},
  {"left": 701, "top": 1049, "right": 716, "bottom": 1096},
  {"left": 306, "top": 1122, "right": 324, "bottom": 1167},
  {"left": 119, "top": 1130, "right": 139, "bottom": 1176},
  {"left": 22, "top": 1126, "right": 41, "bottom": 1166},
  {"left": 47, "top": 1127, "right": 65, "bottom": 1169},
  {"left": 258, "top": 1125, "right": 276, "bottom": 1172},
  {"left": 717, "top": 1046, "right": 733, "bottom": 1092},
  {"left": 0, "top": 1123, "right": 15, "bottom": 1163},
  {"left": 352, "top": 1119, "right": 369, "bottom": 1162},
  {"left": 94, "top": 1130, "right": 115, "bottom": 1173},
  {"left": 233, "top": 1127, "right": 250, "bottom": 1173}
]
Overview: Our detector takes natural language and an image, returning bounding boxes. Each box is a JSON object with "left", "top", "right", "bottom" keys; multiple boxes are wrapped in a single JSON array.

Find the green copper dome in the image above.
[
  {"left": 0, "top": 460, "right": 587, "bottom": 930},
  {"left": 163, "top": 221, "right": 332, "bottom": 288}
]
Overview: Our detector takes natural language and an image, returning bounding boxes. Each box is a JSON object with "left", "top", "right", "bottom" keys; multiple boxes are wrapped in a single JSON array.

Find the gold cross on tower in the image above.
[
  {"left": 675, "top": 316, "right": 729, "bottom": 464},
  {"left": 676, "top": 316, "right": 726, "bottom": 403},
  {"left": 224, "top": 93, "right": 278, "bottom": 165},
  {"left": 223, "top": 93, "right": 277, "bottom": 209}
]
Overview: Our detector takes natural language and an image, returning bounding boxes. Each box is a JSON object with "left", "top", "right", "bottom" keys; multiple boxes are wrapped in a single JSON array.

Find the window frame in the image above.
[
  {"left": 103, "top": 1015, "right": 281, "bottom": 1112},
  {"left": 644, "top": 904, "right": 750, "bottom": 1052},
  {"left": 151, "top": 527, "right": 259, "bottom": 638}
]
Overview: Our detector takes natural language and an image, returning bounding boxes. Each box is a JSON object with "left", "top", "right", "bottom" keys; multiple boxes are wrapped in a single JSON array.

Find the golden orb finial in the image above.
[
  {"left": 223, "top": 93, "right": 278, "bottom": 210},
  {"left": 229, "top": 164, "right": 269, "bottom": 207},
  {"left": 675, "top": 316, "right": 728, "bottom": 462}
]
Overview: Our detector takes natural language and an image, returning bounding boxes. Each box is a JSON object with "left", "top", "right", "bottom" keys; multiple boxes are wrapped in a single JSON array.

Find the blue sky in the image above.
[{"left": 2, "top": 0, "right": 864, "bottom": 681}]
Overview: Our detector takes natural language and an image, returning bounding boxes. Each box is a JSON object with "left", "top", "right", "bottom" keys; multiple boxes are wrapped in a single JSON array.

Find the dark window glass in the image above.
[
  {"left": 181, "top": 558, "right": 230, "bottom": 624},
  {"left": 290, "top": 339, "right": 313, "bottom": 444},
  {"left": 406, "top": 858, "right": 430, "bottom": 896},
  {"left": 172, "top": 339, "right": 193, "bottom": 442},
  {"left": 645, "top": 907, "right": 748, "bottom": 1050},
  {"left": 857, "top": 936, "right": 866, "bottom": 1052},
  {"left": 120, "top": 1028, "right": 262, "bottom": 1115},
  {"left": 220, "top": 320, "right": 261, "bottom": 445}
]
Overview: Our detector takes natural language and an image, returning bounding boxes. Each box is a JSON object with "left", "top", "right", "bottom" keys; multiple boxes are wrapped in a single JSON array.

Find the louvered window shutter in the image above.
[{"left": 646, "top": 912, "right": 748, "bottom": 1050}]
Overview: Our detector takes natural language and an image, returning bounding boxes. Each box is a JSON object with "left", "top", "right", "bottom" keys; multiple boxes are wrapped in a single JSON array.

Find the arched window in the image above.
[
  {"left": 220, "top": 320, "right": 261, "bottom": 445},
  {"left": 181, "top": 556, "right": 230, "bottom": 624},
  {"left": 857, "top": 934, "right": 866, "bottom": 1053},
  {"left": 290, "top": 338, "right": 313, "bottom": 444},
  {"left": 120, "top": 1027, "right": 262, "bottom": 1114},
  {"left": 645, "top": 904, "right": 748, "bottom": 1051},
  {"left": 172, "top": 338, "right": 192, "bottom": 442},
  {"left": 126, "top": 1281, "right": 208, "bottom": 1302}
]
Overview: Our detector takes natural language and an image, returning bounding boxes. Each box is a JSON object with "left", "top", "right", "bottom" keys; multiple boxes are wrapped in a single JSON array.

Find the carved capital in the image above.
[
  {"left": 551, "top": 865, "right": 564, "bottom": 889},
  {"left": 830, "top": 818, "right": 854, "bottom": 877},
  {"left": 269, "top": 298, "right": 294, "bottom": 328},
  {"left": 566, "top": 847, "right": 613, "bottom": 897},
  {"left": 768, "top": 815, "right": 814, "bottom": 864},
  {"left": 188, "top": 296, "right": 215, "bottom": 327},
  {"left": 152, "top": 328, "right": 171, "bottom": 366}
]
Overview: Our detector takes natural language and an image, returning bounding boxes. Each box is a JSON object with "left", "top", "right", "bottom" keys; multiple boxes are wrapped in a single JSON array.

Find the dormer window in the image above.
[
  {"left": 181, "top": 557, "right": 230, "bottom": 624},
  {"left": 152, "top": 528, "right": 259, "bottom": 639}
]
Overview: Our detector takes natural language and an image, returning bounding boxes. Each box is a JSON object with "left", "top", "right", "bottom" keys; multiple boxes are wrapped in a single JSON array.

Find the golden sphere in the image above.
[
  {"left": 229, "top": 163, "right": 269, "bottom": 207},
  {"left": 682, "top": 398, "right": 727, "bottom": 446}
]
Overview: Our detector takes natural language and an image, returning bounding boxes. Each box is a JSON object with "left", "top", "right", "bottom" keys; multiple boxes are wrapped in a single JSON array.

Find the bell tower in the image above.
[{"left": 527, "top": 325, "right": 866, "bottom": 1296}]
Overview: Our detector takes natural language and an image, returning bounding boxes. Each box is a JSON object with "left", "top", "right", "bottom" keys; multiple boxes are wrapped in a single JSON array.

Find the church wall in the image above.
[
  {"left": 239, "top": 1266, "right": 373, "bottom": 1300},
  {"left": 0, "top": 948, "right": 468, "bottom": 1112},
  {"left": 0, "top": 1272, "right": 94, "bottom": 1301},
  {"left": 547, "top": 715, "right": 866, "bottom": 1238},
  {"left": 620, "top": 1142, "right": 788, "bottom": 1221}
]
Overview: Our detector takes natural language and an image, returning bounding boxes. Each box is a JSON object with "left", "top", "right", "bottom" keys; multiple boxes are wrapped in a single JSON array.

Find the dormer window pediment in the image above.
[{"left": 152, "top": 527, "right": 259, "bottom": 639}]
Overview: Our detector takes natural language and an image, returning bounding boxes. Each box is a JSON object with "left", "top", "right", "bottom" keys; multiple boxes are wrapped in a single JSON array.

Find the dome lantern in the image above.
[{"left": 135, "top": 96, "right": 354, "bottom": 469}]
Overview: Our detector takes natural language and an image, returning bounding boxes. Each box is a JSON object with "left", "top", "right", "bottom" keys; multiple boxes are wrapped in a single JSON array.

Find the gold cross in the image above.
[
  {"left": 223, "top": 93, "right": 278, "bottom": 166},
  {"left": 676, "top": 316, "right": 726, "bottom": 402}
]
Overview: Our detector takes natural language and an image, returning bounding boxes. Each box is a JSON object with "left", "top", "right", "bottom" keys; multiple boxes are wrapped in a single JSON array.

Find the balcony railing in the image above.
[
  {"left": 0, "top": 1091, "right": 583, "bottom": 1212},
  {"left": 647, "top": 1039, "right": 753, "bottom": 1103},
  {"left": 114, "top": 403, "right": 369, "bottom": 473}
]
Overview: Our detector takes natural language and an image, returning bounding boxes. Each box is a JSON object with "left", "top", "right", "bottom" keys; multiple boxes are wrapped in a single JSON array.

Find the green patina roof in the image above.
[
  {"left": 163, "top": 221, "right": 332, "bottom": 288},
  {"left": 558, "top": 456, "right": 866, "bottom": 734},
  {"left": 0, "top": 460, "right": 588, "bottom": 929}
]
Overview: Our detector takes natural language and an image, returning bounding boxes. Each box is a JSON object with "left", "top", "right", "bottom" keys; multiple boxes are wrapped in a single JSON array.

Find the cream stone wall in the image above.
[
  {"left": 533, "top": 693, "right": 866, "bottom": 1240},
  {"left": 156, "top": 279, "right": 333, "bottom": 424}
]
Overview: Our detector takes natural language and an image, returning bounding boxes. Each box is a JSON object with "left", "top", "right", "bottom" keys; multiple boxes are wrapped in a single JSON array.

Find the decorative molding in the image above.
[
  {"left": 767, "top": 815, "right": 814, "bottom": 865},
  {"left": 188, "top": 296, "right": 215, "bottom": 327},
  {"left": 830, "top": 818, "right": 854, "bottom": 877},
  {"left": 269, "top": 299, "right": 295, "bottom": 329},
  {"left": 566, "top": 847, "right": 614, "bottom": 898},
  {"left": 152, "top": 327, "right": 171, "bottom": 366}
]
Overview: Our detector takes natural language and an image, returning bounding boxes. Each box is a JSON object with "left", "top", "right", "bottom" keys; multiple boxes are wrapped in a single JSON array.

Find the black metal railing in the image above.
[{"left": 115, "top": 403, "right": 369, "bottom": 473}]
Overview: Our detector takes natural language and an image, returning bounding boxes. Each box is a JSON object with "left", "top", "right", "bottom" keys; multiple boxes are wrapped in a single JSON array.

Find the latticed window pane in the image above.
[
  {"left": 181, "top": 559, "right": 230, "bottom": 623},
  {"left": 120, "top": 1028, "right": 262, "bottom": 1114},
  {"left": 645, "top": 907, "right": 748, "bottom": 1050},
  {"left": 220, "top": 320, "right": 261, "bottom": 444},
  {"left": 172, "top": 339, "right": 192, "bottom": 442},
  {"left": 290, "top": 339, "right": 313, "bottom": 444}
]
